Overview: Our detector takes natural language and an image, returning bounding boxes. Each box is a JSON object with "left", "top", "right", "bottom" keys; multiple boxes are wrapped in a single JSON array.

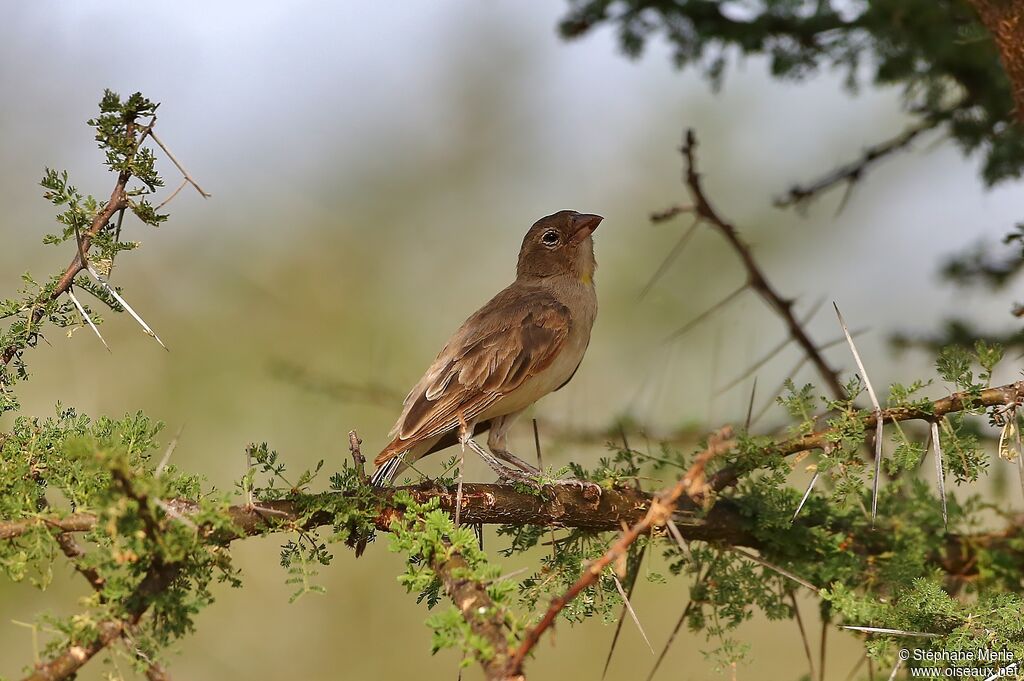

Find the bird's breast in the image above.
[{"left": 483, "top": 283, "right": 596, "bottom": 417}]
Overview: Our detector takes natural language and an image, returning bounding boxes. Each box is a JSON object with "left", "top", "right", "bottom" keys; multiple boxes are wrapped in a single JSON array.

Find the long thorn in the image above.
[
  {"left": 639, "top": 218, "right": 699, "bottom": 300},
  {"left": 744, "top": 377, "right": 757, "bottom": 431},
  {"left": 86, "top": 264, "right": 168, "bottom": 350},
  {"left": 664, "top": 284, "right": 747, "bottom": 342},
  {"left": 67, "top": 287, "right": 110, "bottom": 352},
  {"left": 835, "top": 302, "right": 884, "bottom": 523},
  {"left": 728, "top": 547, "right": 818, "bottom": 592},
  {"left": 148, "top": 128, "right": 211, "bottom": 198},
  {"left": 833, "top": 303, "right": 879, "bottom": 409},
  {"left": 665, "top": 517, "right": 693, "bottom": 559},
  {"left": 610, "top": 572, "right": 654, "bottom": 653},
  {"left": 931, "top": 420, "right": 947, "bottom": 529},
  {"left": 792, "top": 471, "right": 820, "bottom": 522},
  {"left": 155, "top": 425, "right": 184, "bottom": 478},
  {"left": 602, "top": 543, "right": 647, "bottom": 679},
  {"left": 871, "top": 415, "right": 883, "bottom": 524},
  {"left": 839, "top": 625, "right": 939, "bottom": 638}
]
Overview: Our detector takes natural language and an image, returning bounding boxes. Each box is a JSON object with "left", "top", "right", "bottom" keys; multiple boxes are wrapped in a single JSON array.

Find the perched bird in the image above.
[{"left": 370, "top": 210, "right": 602, "bottom": 487}]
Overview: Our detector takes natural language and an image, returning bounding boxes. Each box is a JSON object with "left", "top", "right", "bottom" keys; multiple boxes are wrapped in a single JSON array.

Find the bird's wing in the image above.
[{"left": 382, "top": 287, "right": 571, "bottom": 456}]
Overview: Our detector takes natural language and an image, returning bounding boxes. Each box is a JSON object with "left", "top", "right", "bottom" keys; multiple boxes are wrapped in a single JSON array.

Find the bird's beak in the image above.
[{"left": 569, "top": 213, "right": 603, "bottom": 244}]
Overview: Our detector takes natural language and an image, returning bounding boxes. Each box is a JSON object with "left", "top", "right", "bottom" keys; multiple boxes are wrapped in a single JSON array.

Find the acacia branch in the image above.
[
  {"left": 661, "top": 129, "right": 847, "bottom": 401},
  {"left": 774, "top": 112, "right": 948, "bottom": 209},
  {"left": 709, "top": 380, "right": 1024, "bottom": 492},
  {"left": 1, "top": 118, "right": 150, "bottom": 367},
  {"left": 505, "top": 427, "right": 735, "bottom": 678}
]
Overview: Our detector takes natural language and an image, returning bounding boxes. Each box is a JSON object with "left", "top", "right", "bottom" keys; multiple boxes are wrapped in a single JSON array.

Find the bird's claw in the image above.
[{"left": 553, "top": 477, "right": 603, "bottom": 501}]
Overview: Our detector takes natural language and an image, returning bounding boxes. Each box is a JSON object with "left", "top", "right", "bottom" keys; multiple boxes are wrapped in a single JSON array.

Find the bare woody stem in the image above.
[{"left": 661, "top": 129, "right": 847, "bottom": 401}]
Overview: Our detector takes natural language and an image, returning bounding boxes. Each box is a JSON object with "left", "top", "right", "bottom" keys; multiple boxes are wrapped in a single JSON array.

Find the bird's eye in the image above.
[{"left": 541, "top": 230, "right": 559, "bottom": 246}]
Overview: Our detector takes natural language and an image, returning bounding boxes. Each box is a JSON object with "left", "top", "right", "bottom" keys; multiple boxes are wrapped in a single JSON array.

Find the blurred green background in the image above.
[{"left": 2, "top": 2, "right": 1022, "bottom": 679}]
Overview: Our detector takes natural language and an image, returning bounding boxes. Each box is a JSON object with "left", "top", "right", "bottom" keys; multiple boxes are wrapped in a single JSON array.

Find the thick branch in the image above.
[
  {"left": 506, "top": 428, "right": 735, "bottom": 678},
  {"left": 966, "top": 0, "right": 1024, "bottom": 123},
  {"left": 430, "top": 544, "right": 513, "bottom": 681}
]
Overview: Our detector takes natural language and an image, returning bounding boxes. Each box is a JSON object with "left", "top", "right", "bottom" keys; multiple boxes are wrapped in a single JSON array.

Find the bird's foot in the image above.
[{"left": 551, "top": 477, "right": 603, "bottom": 501}]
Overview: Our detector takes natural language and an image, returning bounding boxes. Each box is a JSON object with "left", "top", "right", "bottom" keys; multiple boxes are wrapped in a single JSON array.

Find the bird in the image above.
[{"left": 369, "top": 209, "right": 602, "bottom": 488}]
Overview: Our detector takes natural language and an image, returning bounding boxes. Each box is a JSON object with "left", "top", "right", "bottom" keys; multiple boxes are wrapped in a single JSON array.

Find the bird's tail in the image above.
[
  {"left": 369, "top": 451, "right": 407, "bottom": 488},
  {"left": 352, "top": 451, "right": 408, "bottom": 557}
]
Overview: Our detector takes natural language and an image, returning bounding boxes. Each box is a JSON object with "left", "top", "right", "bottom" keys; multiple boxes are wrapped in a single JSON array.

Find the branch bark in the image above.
[
  {"left": 505, "top": 427, "right": 735, "bottom": 678},
  {"left": 966, "top": 0, "right": 1024, "bottom": 123}
]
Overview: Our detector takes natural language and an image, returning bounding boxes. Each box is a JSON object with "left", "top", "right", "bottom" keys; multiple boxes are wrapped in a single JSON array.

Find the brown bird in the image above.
[{"left": 370, "top": 210, "right": 602, "bottom": 487}]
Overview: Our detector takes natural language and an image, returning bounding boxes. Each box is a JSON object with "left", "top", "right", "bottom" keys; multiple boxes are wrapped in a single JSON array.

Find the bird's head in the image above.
[{"left": 516, "top": 210, "right": 602, "bottom": 284}]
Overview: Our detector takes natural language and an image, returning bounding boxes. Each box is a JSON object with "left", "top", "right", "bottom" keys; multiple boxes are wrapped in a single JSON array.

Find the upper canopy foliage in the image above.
[{"left": 558, "top": 0, "right": 1024, "bottom": 185}]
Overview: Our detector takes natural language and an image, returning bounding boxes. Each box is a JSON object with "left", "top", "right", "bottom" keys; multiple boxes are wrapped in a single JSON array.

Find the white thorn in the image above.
[
  {"left": 931, "top": 420, "right": 947, "bottom": 529},
  {"left": 610, "top": 572, "right": 654, "bottom": 654},
  {"left": 833, "top": 303, "right": 880, "bottom": 410},
  {"left": 664, "top": 517, "right": 692, "bottom": 559},
  {"left": 792, "top": 471, "right": 820, "bottom": 522},
  {"left": 871, "top": 414, "right": 883, "bottom": 525},
  {"left": 66, "top": 287, "right": 110, "bottom": 352},
  {"left": 155, "top": 424, "right": 184, "bottom": 478},
  {"left": 86, "top": 264, "right": 168, "bottom": 350},
  {"left": 839, "top": 625, "right": 939, "bottom": 638},
  {"left": 886, "top": 657, "right": 904, "bottom": 681},
  {"left": 834, "top": 303, "right": 885, "bottom": 525}
]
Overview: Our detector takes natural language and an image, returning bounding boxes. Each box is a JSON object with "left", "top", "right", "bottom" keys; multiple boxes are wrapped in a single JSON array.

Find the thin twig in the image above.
[
  {"left": 666, "top": 129, "right": 846, "bottom": 401},
  {"left": 774, "top": 113, "right": 948, "bottom": 210},
  {"left": 349, "top": 430, "right": 367, "bottom": 483}
]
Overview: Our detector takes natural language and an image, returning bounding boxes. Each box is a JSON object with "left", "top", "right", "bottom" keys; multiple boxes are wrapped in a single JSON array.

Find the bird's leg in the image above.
[
  {"left": 463, "top": 438, "right": 539, "bottom": 486},
  {"left": 487, "top": 415, "right": 541, "bottom": 476}
]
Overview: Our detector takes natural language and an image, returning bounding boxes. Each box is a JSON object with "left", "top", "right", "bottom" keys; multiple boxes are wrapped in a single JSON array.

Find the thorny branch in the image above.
[
  {"left": 10, "top": 370, "right": 1024, "bottom": 681},
  {"left": 23, "top": 464, "right": 181, "bottom": 681},
  {"left": 774, "top": 111, "right": 950, "bottom": 210},
  {"left": 653, "top": 129, "right": 847, "bottom": 402},
  {"left": 1, "top": 118, "right": 142, "bottom": 366},
  {"left": 431, "top": 542, "right": 513, "bottom": 681},
  {"left": 1, "top": 113, "right": 206, "bottom": 367},
  {"left": 505, "top": 428, "right": 735, "bottom": 677}
]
